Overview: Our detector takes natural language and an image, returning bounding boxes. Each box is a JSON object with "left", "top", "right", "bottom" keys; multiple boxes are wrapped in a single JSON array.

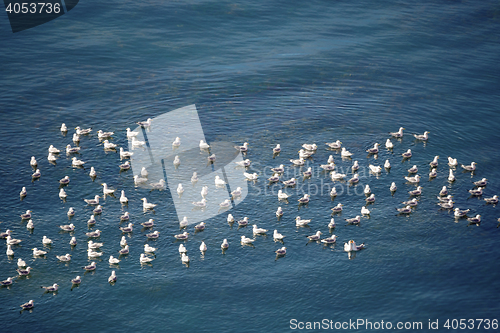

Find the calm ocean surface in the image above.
[{"left": 1, "top": 1, "right": 500, "bottom": 332}]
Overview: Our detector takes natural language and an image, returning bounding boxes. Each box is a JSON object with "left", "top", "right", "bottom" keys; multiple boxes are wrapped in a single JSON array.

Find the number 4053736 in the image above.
[{"left": 5, "top": 2, "right": 61, "bottom": 14}]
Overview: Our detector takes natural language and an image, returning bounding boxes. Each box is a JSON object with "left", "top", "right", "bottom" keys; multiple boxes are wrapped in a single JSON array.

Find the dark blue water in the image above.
[{"left": 1, "top": 1, "right": 500, "bottom": 332}]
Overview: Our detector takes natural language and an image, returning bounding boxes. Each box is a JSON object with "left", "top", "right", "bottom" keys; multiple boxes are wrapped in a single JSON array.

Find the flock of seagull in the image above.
[{"left": 1, "top": 120, "right": 498, "bottom": 312}]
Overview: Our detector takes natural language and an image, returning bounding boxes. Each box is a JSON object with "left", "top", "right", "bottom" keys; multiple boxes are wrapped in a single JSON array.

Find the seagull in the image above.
[
  {"left": 17, "top": 267, "right": 31, "bottom": 276},
  {"left": 181, "top": 253, "right": 190, "bottom": 263},
  {"left": 207, "top": 154, "right": 216, "bottom": 162},
  {"left": 136, "top": 118, "right": 152, "bottom": 127},
  {"left": 348, "top": 174, "right": 359, "bottom": 184},
  {"left": 75, "top": 126, "right": 92, "bottom": 135},
  {"left": 120, "top": 212, "right": 130, "bottom": 221},
  {"left": 273, "top": 230, "right": 285, "bottom": 241},
  {"left": 20, "top": 300, "right": 34, "bottom": 310},
  {"left": 468, "top": 187, "right": 484, "bottom": 196},
  {"left": 454, "top": 208, "right": 470, "bottom": 218},
  {"left": 238, "top": 217, "right": 249, "bottom": 226},
  {"left": 141, "top": 219, "right": 155, "bottom": 228},
  {"left": 448, "top": 157, "right": 458, "bottom": 167},
  {"left": 191, "top": 172, "right": 199, "bottom": 183},
  {"left": 119, "top": 245, "right": 129, "bottom": 255},
  {"left": 199, "top": 140, "right": 210, "bottom": 149},
  {"left": 429, "top": 169, "right": 437, "bottom": 178},
  {"left": 26, "top": 220, "right": 34, "bottom": 230},
  {"left": 307, "top": 231, "right": 322, "bottom": 241},
  {"left": 172, "top": 137, "right": 181, "bottom": 147},
  {"left": 302, "top": 143, "right": 317, "bottom": 151},
  {"left": 366, "top": 143, "right": 379, "bottom": 154},
  {"left": 32, "top": 248, "right": 46, "bottom": 256},
  {"left": 351, "top": 161, "right": 359, "bottom": 172},
  {"left": 47, "top": 152, "right": 57, "bottom": 162},
  {"left": 88, "top": 240, "right": 103, "bottom": 249},
  {"left": 484, "top": 195, "right": 498, "bottom": 204},
  {"left": 93, "top": 205, "right": 103, "bottom": 215},
  {"left": 20, "top": 186, "right": 27, "bottom": 197},
  {"left": 48, "top": 145, "right": 61, "bottom": 154},
  {"left": 192, "top": 198, "right": 207, "bottom": 208},
  {"left": 321, "top": 235, "right": 337, "bottom": 244},
  {"left": 119, "top": 223, "right": 134, "bottom": 233},
  {"left": 83, "top": 262, "right": 97, "bottom": 271},
  {"left": 32, "top": 169, "right": 41, "bottom": 179},
  {"left": 439, "top": 186, "right": 449, "bottom": 196},
  {"left": 66, "top": 144, "right": 80, "bottom": 154},
  {"left": 87, "top": 215, "right": 96, "bottom": 226},
  {"left": 126, "top": 128, "right": 139, "bottom": 139},
  {"left": 150, "top": 179, "right": 166, "bottom": 190},
  {"left": 72, "top": 133, "right": 80, "bottom": 144},
  {"left": 401, "top": 149, "right": 412, "bottom": 158},
  {"left": 438, "top": 195, "right": 453, "bottom": 203},
  {"left": 361, "top": 206, "right": 371, "bottom": 215},
  {"left": 60, "top": 123, "right": 68, "bottom": 132},
  {"left": 144, "top": 244, "right": 156, "bottom": 253},
  {"left": 404, "top": 174, "right": 420, "bottom": 183},
  {"left": 276, "top": 207, "right": 283, "bottom": 217},
  {"left": 119, "top": 161, "right": 131, "bottom": 171},
  {"left": 253, "top": 225, "right": 268, "bottom": 235},
  {"left": 7, "top": 235, "right": 22, "bottom": 245},
  {"left": 71, "top": 276, "right": 81, "bottom": 285},
  {"left": 277, "top": 190, "right": 289, "bottom": 200},
  {"left": 369, "top": 165, "right": 382, "bottom": 174},
  {"left": 59, "top": 176, "right": 70, "bottom": 185},
  {"left": 438, "top": 200, "right": 454, "bottom": 209},
  {"left": 103, "top": 140, "right": 117, "bottom": 150},
  {"left": 59, "top": 223, "right": 75, "bottom": 232},
  {"left": 20, "top": 210, "right": 32, "bottom": 219},
  {"left": 328, "top": 218, "right": 336, "bottom": 229},
  {"left": 69, "top": 237, "right": 77, "bottom": 246},
  {"left": 461, "top": 162, "right": 477, "bottom": 172},
  {"left": 87, "top": 249, "right": 103, "bottom": 258},
  {"left": 275, "top": 247, "right": 287, "bottom": 256},
  {"left": 120, "top": 236, "right": 127, "bottom": 247},
  {"left": 290, "top": 157, "right": 305, "bottom": 166},
  {"left": 414, "top": 131, "right": 429, "bottom": 141},
  {"left": 120, "top": 190, "right": 128, "bottom": 204},
  {"left": 345, "top": 216, "right": 361, "bottom": 225},
  {"left": 408, "top": 165, "right": 418, "bottom": 174},
  {"left": 119, "top": 147, "right": 134, "bottom": 159},
  {"left": 331, "top": 171, "right": 346, "bottom": 181},
  {"left": 173, "top": 156, "right": 180, "bottom": 167},
  {"left": 59, "top": 188, "right": 67, "bottom": 199},
  {"left": 271, "top": 165, "right": 285, "bottom": 173},
  {"left": 30, "top": 156, "right": 37, "bottom": 167},
  {"left": 235, "top": 142, "right": 249, "bottom": 152},
  {"left": 199, "top": 241, "right": 207, "bottom": 252},
  {"left": 71, "top": 157, "right": 85, "bottom": 167},
  {"left": 298, "top": 194, "right": 310, "bottom": 204},
  {"left": 134, "top": 175, "right": 148, "bottom": 185},
  {"left": 389, "top": 127, "right": 404, "bottom": 138},
  {"left": 396, "top": 205, "right": 412, "bottom": 214},
  {"left": 108, "top": 270, "right": 117, "bottom": 283},
  {"left": 430, "top": 156, "right": 439, "bottom": 167},
  {"left": 227, "top": 214, "right": 235, "bottom": 223},
  {"left": 221, "top": 239, "right": 229, "bottom": 249},
  {"left": 331, "top": 203, "right": 343, "bottom": 213},
  {"left": 141, "top": 198, "right": 157, "bottom": 210},
  {"left": 240, "top": 236, "right": 255, "bottom": 244},
  {"left": 384, "top": 160, "right": 391, "bottom": 169},
  {"left": 131, "top": 137, "right": 146, "bottom": 148},
  {"left": 178, "top": 244, "right": 187, "bottom": 253},
  {"left": 298, "top": 149, "right": 314, "bottom": 159},
  {"left": 473, "top": 178, "right": 488, "bottom": 187},
  {"left": 215, "top": 175, "right": 226, "bottom": 186},
  {"left": 364, "top": 185, "right": 371, "bottom": 195},
  {"left": 174, "top": 232, "right": 189, "bottom": 240},
  {"left": 402, "top": 198, "right": 419, "bottom": 207},
  {"left": 219, "top": 199, "right": 231, "bottom": 208},
  {"left": 467, "top": 214, "right": 481, "bottom": 224},
  {"left": 101, "top": 183, "right": 115, "bottom": 195},
  {"left": 140, "top": 253, "right": 155, "bottom": 264},
  {"left": 303, "top": 167, "right": 313, "bottom": 177},
  {"left": 0, "top": 277, "right": 14, "bottom": 286},
  {"left": 320, "top": 163, "right": 335, "bottom": 171},
  {"left": 85, "top": 229, "right": 101, "bottom": 238},
  {"left": 268, "top": 173, "right": 281, "bottom": 182},
  {"left": 341, "top": 147, "right": 353, "bottom": 157},
  {"left": 194, "top": 222, "right": 206, "bottom": 231},
  {"left": 17, "top": 258, "right": 26, "bottom": 268},
  {"left": 56, "top": 254, "right": 71, "bottom": 262},
  {"left": 235, "top": 159, "right": 251, "bottom": 167},
  {"left": 243, "top": 172, "right": 259, "bottom": 180},
  {"left": 283, "top": 178, "right": 296, "bottom": 186},
  {"left": 385, "top": 139, "right": 394, "bottom": 149},
  {"left": 326, "top": 140, "right": 342, "bottom": 149},
  {"left": 6, "top": 245, "right": 14, "bottom": 256},
  {"left": 408, "top": 186, "right": 422, "bottom": 196},
  {"left": 295, "top": 216, "right": 311, "bottom": 226},
  {"left": 89, "top": 167, "right": 97, "bottom": 178},
  {"left": 273, "top": 144, "right": 281, "bottom": 153},
  {"left": 231, "top": 187, "right": 243, "bottom": 197}
]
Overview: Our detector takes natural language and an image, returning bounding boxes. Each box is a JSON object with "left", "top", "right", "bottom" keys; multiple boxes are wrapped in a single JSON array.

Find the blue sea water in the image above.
[{"left": 1, "top": 0, "right": 500, "bottom": 332}]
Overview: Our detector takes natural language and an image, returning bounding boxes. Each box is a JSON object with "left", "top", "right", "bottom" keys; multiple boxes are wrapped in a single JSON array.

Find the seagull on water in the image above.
[
  {"left": 389, "top": 127, "right": 404, "bottom": 138},
  {"left": 326, "top": 140, "right": 342, "bottom": 149}
]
